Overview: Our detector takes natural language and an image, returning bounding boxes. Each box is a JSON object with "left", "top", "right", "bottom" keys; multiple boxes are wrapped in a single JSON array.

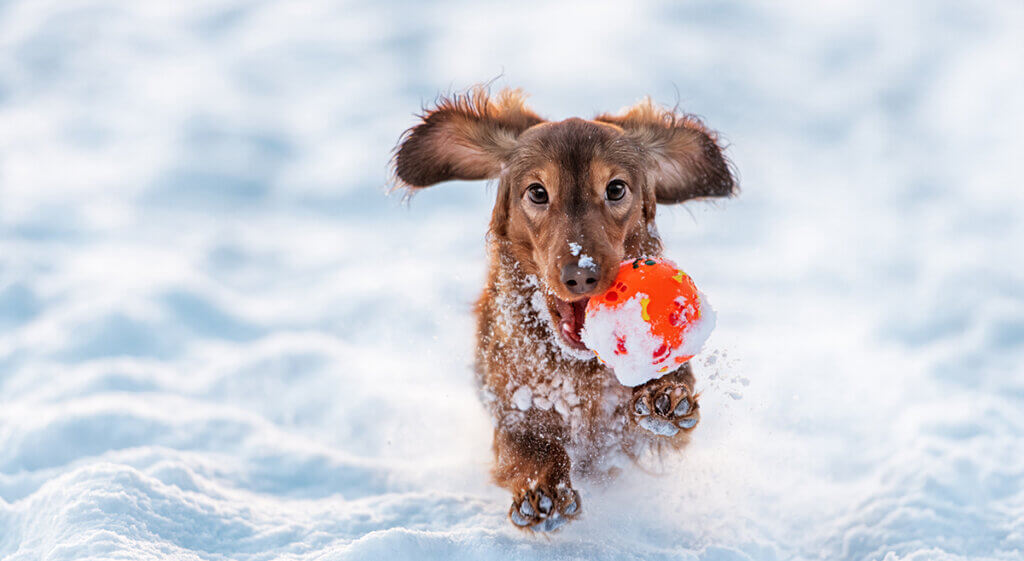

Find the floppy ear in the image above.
[
  {"left": 392, "top": 87, "right": 544, "bottom": 192},
  {"left": 595, "top": 98, "right": 736, "bottom": 204}
]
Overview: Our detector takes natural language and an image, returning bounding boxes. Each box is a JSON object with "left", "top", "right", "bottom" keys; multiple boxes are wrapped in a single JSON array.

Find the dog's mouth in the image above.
[{"left": 552, "top": 297, "right": 590, "bottom": 351}]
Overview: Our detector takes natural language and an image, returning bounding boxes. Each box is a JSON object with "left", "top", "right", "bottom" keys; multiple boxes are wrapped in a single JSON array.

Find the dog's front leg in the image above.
[
  {"left": 629, "top": 362, "right": 701, "bottom": 437},
  {"left": 492, "top": 427, "right": 581, "bottom": 532}
]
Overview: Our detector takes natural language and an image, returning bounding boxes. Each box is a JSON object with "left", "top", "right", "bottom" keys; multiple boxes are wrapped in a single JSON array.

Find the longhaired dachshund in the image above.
[{"left": 392, "top": 87, "right": 736, "bottom": 531}]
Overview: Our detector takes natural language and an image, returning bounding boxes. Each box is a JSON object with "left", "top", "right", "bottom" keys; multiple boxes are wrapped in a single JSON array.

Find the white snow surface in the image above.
[{"left": 2, "top": 1, "right": 1024, "bottom": 560}]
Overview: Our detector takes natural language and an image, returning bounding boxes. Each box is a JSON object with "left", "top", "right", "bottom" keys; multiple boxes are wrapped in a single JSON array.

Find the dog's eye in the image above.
[
  {"left": 526, "top": 183, "right": 549, "bottom": 205},
  {"left": 605, "top": 180, "right": 627, "bottom": 202}
]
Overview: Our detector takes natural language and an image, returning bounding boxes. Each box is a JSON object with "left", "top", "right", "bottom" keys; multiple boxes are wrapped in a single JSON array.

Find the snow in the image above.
[
  {"left": 581, "top": 290, "right": 717, "bottom": 387},
  {"left": 512, "top": 386, "right": 533, "bottom": 411},
  {"left": 568, "top": 242, "right": 596, "bottom": 270},
  {"left": 582, "top": 292, "right": 658, "bottom": 386},
  {"left": 2, "top": 1, "right": 1023, "bottom": 560},
  {"left": 676, "top": 293, "right": 716, "bottom": 360}
]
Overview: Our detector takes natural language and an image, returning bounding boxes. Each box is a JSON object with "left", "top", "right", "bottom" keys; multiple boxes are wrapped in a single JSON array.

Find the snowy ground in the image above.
[{"left": 2, "top": 1, "right": 1023, "bottom": 559}]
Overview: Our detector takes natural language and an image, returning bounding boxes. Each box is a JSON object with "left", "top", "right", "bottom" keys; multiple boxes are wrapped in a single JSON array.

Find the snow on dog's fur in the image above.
[{"left": 392, "top": 86, "right": 736, "bottom": 531}]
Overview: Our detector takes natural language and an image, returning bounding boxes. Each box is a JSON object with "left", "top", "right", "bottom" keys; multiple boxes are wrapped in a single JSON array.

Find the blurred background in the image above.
[{"left": 1, "top": 1, "right": 1022, "bottom": 560}]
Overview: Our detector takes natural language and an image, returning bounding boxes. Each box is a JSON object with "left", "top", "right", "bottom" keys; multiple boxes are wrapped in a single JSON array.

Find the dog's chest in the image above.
[{"left": 481, "top": 277, "right": 635, "bottom": 449}]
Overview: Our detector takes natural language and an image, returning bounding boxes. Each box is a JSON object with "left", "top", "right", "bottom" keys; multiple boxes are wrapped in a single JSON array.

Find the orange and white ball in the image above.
[{"left": 580, "top": 258, "right": 715, "bottom": 387}]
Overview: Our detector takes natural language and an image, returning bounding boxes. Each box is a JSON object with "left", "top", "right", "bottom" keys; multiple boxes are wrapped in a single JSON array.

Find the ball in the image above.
[{"left": 580, "top": 258, "right": 716, "bottom": 387}]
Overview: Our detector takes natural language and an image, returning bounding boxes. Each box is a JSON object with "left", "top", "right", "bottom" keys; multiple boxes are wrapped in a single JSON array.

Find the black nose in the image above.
[{"left": 561, "top": 262, "right": 601, "bottom": 295}]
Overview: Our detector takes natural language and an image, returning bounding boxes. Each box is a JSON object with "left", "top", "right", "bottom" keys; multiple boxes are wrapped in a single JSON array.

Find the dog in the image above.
[{"left": 392, "top": 87, "right": 736, "bottom": 531}]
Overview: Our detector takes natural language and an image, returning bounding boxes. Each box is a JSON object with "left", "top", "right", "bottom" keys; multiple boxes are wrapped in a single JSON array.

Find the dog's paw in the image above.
[
  {"left": 508, "top": 484, "right": 581, "bottom": 532},
  {"left": 631, "top": 378, "right": 700, "bottom": 437}
]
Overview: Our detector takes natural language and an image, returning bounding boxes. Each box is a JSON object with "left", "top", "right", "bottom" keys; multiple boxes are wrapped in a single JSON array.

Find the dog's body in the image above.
[{"left": 393, "top": 88, "right": 735, "bottom": 531}]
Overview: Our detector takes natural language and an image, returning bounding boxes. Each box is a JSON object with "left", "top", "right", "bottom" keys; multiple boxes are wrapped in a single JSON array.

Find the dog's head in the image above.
[{"left": 393, "top": 87, "right": 736, "bottom": 352}]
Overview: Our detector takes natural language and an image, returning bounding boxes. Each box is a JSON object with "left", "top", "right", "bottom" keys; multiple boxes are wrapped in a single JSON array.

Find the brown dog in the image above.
[{"left": 392, "top": 87, "right": 736, "bottom": 532}]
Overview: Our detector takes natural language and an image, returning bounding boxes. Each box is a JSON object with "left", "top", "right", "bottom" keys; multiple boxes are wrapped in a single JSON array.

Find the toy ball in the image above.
[{"left": 580, "top": 258, "right": 716, "bottom": 387}]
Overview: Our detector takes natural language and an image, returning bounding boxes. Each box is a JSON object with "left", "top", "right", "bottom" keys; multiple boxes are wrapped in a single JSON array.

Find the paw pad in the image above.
[
  {"left": 508, "top": 487, "right": 581, "bottom": 532},
  {"left": 631, "top": 380, "right": 700, "bottom": 437}
]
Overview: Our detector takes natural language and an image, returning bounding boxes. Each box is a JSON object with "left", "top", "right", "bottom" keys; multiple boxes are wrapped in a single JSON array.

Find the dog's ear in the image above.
[
  {"left": 596, "top": 98, "right": 736, "bottom": 204},
  {"left": 393, "top": 87, "right": 544, "bottom": 192}
]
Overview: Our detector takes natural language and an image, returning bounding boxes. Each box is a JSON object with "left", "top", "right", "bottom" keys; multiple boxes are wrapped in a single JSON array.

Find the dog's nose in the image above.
[{"left": 561, "top": 262, "right": 600, "bottom": 294}]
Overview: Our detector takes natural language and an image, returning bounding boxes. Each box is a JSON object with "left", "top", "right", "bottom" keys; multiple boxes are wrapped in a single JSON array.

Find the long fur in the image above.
[{"left": 391, "top": 86, "right": 736, "bottom": 531}]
